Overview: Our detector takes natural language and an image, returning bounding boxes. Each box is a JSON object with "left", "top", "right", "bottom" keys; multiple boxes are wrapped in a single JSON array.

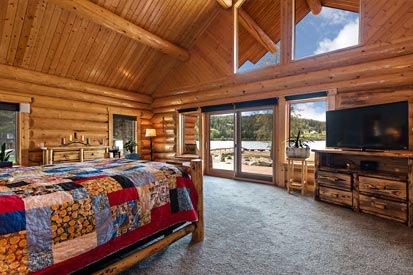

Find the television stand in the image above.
[
  {"left": 313, "top": 149, "right": 413, "bottom": 227},
  {"left": 362, "top": 149, "right": 385, "bottom": 152}
]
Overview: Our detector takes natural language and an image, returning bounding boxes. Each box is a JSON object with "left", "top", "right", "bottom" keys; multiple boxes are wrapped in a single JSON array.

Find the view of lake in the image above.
[{"left": 208, "top": 140, "right": 326, "bottom": 151}]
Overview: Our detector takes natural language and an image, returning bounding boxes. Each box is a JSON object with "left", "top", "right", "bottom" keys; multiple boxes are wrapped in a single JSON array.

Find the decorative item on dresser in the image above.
[
  {"left": 314, "top": 149, "right": 413, "bottom": 227},
  {"left": 42, "top": 146, "right": 110, "bottom": 164}
]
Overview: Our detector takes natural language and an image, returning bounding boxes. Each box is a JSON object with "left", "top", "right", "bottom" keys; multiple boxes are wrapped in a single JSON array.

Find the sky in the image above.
[
  {"left": 239, "top": 6, "right": 360, "bottom": 71},
  {"left": 296, "top": 7, "right": 359, "bottom": 59},
  {"left": 292, "top": 101, "right": 326, "bottom": 122},
  {"left": 236, "top": 7, "right": 358, "bottom": 121}
]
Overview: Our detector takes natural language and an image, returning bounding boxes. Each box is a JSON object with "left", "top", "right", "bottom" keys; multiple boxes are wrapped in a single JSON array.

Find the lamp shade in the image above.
[{"left": 145, "top": 128, "right": 157, "bottom": 137}]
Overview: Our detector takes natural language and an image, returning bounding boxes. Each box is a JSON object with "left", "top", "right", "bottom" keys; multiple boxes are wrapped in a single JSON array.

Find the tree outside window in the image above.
[
  {"left": 113, "top": 114, "right": 136, "bottom": 155},
  {"left": 0, "top": 105, "right": 18, "bottom": 163},
  {"left": 289, "top": 100, "right": 326, "bottom": 159}
]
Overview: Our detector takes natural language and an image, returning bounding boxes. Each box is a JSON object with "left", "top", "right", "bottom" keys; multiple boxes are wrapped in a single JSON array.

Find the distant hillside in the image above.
[{"left": 290, "top": 116, "right": 326, "bottom": 140}]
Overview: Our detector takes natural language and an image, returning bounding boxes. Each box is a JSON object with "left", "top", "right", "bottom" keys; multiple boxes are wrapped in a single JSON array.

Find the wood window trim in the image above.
[
  {"left": 108, "top": 108, "right": 140, "bottom": 155},
  {"left": 0, "top": 93, "right": 32, "bottom": 166},
  {"left": 177, "top": 111, "right": 202, "bottom": 159}
]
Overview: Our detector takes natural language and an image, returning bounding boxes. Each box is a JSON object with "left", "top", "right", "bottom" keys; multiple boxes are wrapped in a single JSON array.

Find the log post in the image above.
[{"left": 190, "top": 159, "right": 204, "bottom": 242}]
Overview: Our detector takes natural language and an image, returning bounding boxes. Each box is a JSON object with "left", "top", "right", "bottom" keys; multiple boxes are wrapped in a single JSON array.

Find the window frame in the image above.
[
  {"left": 293, "top": 1, "right": 361, "bottom": 61},
  {"left": 286, "top": 97, "right": 327, "bottom": 162},
  {"left": 0, "top": 102, "right": 20, "bottom": 164},
  {"left": 110, "top": 113, "right": 138, "bottom": 156},
  {"left": 177, "top": 110, "right": 202, "bottom": 158}
]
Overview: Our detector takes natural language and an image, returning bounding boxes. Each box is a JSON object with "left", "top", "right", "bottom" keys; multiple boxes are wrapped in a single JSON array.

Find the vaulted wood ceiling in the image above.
[
  {"left": 0, "top": 0, "right": 360, "bottom": 96},
  {"left": 0, "top": 0, "right": 220, "bottom": 94}
]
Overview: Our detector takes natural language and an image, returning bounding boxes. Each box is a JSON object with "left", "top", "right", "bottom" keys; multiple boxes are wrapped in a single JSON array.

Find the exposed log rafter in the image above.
[
  {"left": 48, "top": 0, "right": 190, "bottom": 61},
  {"left": 216, "top": 0, "right": 233, "bottom": 9},
  {"left": 306, "top": 0, "right": 323, "bottom": 15},
  {"left": 238, "top": 8, "right": 278, "bottom": 53}
]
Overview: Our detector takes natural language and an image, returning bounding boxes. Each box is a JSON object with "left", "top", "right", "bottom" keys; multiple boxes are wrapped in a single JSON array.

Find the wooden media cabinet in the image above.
[{"left": 313, "top": 149, "right": 413, "bottom": 227}]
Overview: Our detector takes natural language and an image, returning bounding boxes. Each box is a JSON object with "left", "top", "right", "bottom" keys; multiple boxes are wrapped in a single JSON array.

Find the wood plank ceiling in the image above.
[
  {"left": 0, "top": 0, "right": 220, "bottom": 94},
  {"left": 0, "top": 0, "right": 360, "bottom": 96}
]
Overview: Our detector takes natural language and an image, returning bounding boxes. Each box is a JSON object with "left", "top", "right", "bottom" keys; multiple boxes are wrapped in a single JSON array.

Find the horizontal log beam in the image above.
[
  {"left": 306, "top": 0, "right": 322, "bottom": 15},
  {"left": 152, "top": 54, "right": 413, "bottom": 108},
  {"left": 30, "top": 117, "right": 108, "bottom": 131},
  {"left": 0, "top": 64, "right": 151, "bottom": 104},
  {"left": 31, "top": 107, "right": 108, "bottom": 123},
  {"left": 49, "top": 0, "right": 189, "bottom": 61},
  {"left": 0, "top": 89, "right": 32, "bottom": 103},
  {"left": 0, "top": 77, "right": 150, "bottom": 110},
  {"left": 30, "top": 129, "right": 107, "bottom": 139},
  {"left": 238, "top": 8, "right": 278, "bottom": 53},
  {"left": 154, "top": 72, "right": 413, "bottom": 114},
  {"left": 154, "top": 37, "right": 413, "bottom": 98}
]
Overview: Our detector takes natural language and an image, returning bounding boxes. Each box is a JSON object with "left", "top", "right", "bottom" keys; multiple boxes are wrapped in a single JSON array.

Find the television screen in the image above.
[{"left": 326, "top": 101, "right": 409, "bottom": 150}]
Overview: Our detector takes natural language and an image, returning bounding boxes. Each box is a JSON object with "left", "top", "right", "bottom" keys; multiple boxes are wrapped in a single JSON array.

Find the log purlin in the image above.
[
  {"left": 152, "top": 53, "right": 413, "bottom": 109},
  {"left": 0, "top": 77, "right": 152, "bottom": 165},
  {"left": 48, "top": 0, "right": 190, "bottom": 61}
]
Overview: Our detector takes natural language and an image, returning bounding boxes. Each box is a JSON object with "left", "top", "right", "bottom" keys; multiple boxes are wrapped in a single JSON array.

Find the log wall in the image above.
[
  {"left": 0, "top": 65, "right": 152, "bottom": 165},
  {"left": 151, "top": 0, "right": 413, "bottom": 185}
]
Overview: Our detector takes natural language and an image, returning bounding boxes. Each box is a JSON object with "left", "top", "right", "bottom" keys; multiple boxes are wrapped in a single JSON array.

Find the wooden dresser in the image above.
[
  {"left": 42, "top": 146, "right": 110, "bottom": 164},
  {"left": 314, "top": 149, "right": 413, "bottom": 227}
]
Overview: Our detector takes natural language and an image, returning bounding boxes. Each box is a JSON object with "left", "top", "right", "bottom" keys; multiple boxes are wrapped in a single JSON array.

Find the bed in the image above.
[{"left": 0, "top": 158, "right": 203, "bottom": 274}]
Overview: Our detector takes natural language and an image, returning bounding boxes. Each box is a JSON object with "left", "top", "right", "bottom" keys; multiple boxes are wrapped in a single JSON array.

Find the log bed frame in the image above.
[{"left": 84, "top": 159, "right": 204, "bottom": 275}]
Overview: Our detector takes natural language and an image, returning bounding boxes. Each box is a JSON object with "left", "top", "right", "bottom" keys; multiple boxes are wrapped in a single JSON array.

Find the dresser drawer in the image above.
[
  {"left": 359, "top": 194, "right": 407, "bottom": 223},
  {"left": 359, "top": 176, "right": 407, "bottom": 201},
  {"left": 317, "top": 170, "right": 351, "bottom": 191},
  {"left": 53, "top": 151, "right": 81, "bottom": 163},
  {"left": 84, "top": 149, "right": 106, "bottom": 160},
  {"left": 319, "top": 186, "right": 352, "bottom": 208}
]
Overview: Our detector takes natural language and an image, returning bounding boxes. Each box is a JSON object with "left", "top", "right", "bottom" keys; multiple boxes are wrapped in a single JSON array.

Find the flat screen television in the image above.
[{"left": 326, "top": 101, "right": 409, "bottom": 150}]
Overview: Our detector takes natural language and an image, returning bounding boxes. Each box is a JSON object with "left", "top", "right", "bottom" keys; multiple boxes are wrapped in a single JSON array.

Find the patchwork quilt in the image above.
[{"left": 0, "top": 158, "right": 198, "bottom": 275}]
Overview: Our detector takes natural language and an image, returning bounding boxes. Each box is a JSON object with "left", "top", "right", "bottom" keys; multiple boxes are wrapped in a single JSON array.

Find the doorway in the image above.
[{"left": 206, "top": 107, "right": 274, "bottom": 182}]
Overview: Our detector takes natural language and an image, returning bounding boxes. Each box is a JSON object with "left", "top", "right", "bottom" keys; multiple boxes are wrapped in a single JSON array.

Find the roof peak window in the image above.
[
  {"left": 294, "top": 1, "right": 360, "bottom": 60},
  {"left": 236, "top": 0, "right": 281, "bottom": 73}
]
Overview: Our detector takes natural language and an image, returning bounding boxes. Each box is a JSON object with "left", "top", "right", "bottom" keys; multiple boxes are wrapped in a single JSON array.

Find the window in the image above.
[
  {"left": 179, "top": 112, "right": 200, "bottom": 156},
  {"left": 0, "top": 102, "right": 18, "bottom": 163},
  {"left": 294, "top": 2, "right": 359, "bottom": 60},
  {"left": 236, "top": 0, "right": 281, "bottom": 73},
  {"left": 288, "top": 99, "right": 327, "bottom": 160},
  {"left": 113, "top": 114, "right": 136, "bottom": 155}
]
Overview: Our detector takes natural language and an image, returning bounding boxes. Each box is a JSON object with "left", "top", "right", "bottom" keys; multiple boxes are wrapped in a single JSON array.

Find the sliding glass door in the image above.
[
  {"left": 236, "top": 109, "right": 273, "bottom": 181},
  {"left": 206, "top": 108, "right": 274, "bottom": 182},
  {"left": 207, "top": 112, "right": 235, "bottom": 177}
]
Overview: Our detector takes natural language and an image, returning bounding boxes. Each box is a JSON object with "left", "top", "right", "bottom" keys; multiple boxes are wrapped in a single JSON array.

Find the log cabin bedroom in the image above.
[{"left": 0, "top": 0, "right": 413, "bottom": 274}]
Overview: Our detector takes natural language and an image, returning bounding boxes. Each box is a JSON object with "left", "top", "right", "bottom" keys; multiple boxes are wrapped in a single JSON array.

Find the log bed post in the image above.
[
  {"left": 190, "top": 159, "right": 204, "bottom": 242},
  {"left": 92, "top": 159, "right": 204, "bottom": 274}
]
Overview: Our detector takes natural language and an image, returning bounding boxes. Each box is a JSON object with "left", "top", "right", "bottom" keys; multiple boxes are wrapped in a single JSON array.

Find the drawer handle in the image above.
[{"left": 371, "top": 201, "right": 386, "bottom": 210}]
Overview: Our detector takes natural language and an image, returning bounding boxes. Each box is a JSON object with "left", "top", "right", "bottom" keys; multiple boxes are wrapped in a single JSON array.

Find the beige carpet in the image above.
[{"left": 120, "top": 176, "right": 413, "bottom": 275}]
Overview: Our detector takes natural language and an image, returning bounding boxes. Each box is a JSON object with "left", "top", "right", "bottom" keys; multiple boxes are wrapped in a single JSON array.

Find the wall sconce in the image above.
[{"left": 145, "top": 128, "right": 157, "bottom": 161}]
